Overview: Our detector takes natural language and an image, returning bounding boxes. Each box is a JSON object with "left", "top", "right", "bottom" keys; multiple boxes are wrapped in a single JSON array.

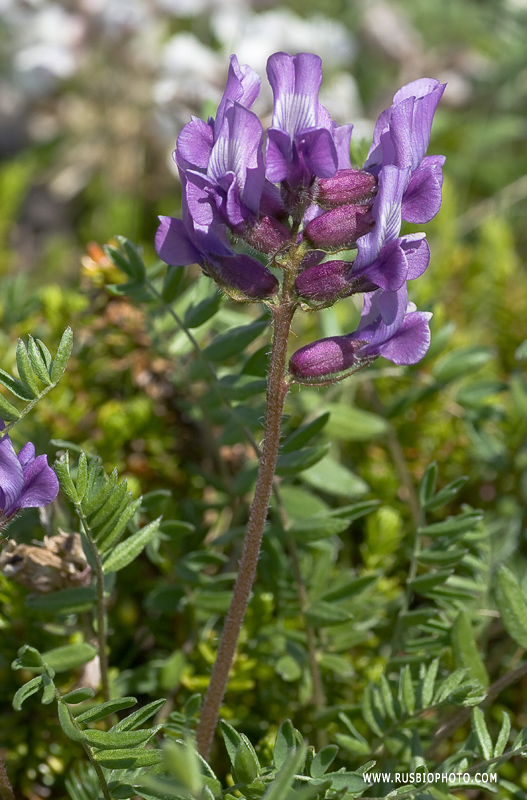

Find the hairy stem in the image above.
[{"left": 196, "top": 301, "right": 296, "bottom": 759}]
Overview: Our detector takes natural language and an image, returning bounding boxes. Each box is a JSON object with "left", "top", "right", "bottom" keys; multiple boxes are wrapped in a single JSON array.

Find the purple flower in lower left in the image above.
[{"left": 0, "top": 428, "right": 59, "bottom": 521}]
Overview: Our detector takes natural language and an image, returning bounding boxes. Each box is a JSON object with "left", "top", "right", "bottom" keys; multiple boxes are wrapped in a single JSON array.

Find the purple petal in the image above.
[
  {"left": 353, "top": 239, "right": 408, "bottom": 293},
  {"left": 267, "top": 52, "right": 324, "bottom": 137},
  {"left": 334, "top": 124, "right": 353, "bottom": 169},
  {"left": 400, "top": 234, "right": 430, "bottom": 279},
  {"left": 17, "top": 441, "right": 36, "bottom": 468},
  {"left": 208, "top": 102, "right": 264, "bottom": 218},
  {"left": 299, "top": 127, "right": 338, "bottom": 179},
  {"left": 376, "top": 311, "right": 432, "bottom": 365},
  {"left": 176, "top": 117, "right": 214, "bottom": 172},
  {"left": 0, "top": 433, "right": 24, "bottom": 515},
  {"left": 354, "top": 165, "right": 410, "bottom": 270},
  {"left": 402, "top": 155, "right": 445, "bottom": 223},
  {"left": 155, "top": 216, "right": 203, "bottom": 267},
  {"left": 17, "top": 454, "right": 59, "bottom": 511},
  {"left": 215, "top": 55, "right": 261, "bottom": 135}
]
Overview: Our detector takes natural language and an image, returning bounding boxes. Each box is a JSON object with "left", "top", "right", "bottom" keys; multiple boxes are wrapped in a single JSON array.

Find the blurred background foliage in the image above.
[{"left": 1, "top": 0, "right": 527, "bottom": 797}]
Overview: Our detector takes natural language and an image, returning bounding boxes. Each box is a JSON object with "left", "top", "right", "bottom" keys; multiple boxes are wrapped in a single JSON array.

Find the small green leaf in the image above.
[
  {"left": 495, "top": 565, "right": 527, "bottom": 649},
  {"left": 288, "top": 516, "right": 350, "bottom": 542},
  {"left": 419, "top": 462, "right": 438, "bottom": 508},
  {"left": 25, "top": 586, "right": 96, "bottom": 614},
  {"left": 281, "top": 413, "right": 330, "bottom": 453},
  {"left": 202, "top": 319, "right": 269, "bottom": 362},
  {"left": 361, "top": 684, "right": 384, "bottom": 736},
  {"left": 13, "top": 676, "right": 43, "bottom": 710},
  {"left": 420, "top": 658, "right": 439, "bottom": 708},
  {"left": 400, "top": 665, "right": 415, "bottom": 715},
  {"left": 233, "top": 737, "right": 261, "bottom": 783},
  {"left": 472, "top": 707, "right": 493, "bottom": 760},
  {"left": 41, "top": 673, "right": 55, "bottom": 704},
  {"left": 83, "top": 468, "right": 118, "bottom": 515},
  {"left": 378, "top": 674, "right": 396, "bottom": 721},
  {"left": 50, "top": 327, "right": 73, "bottom": 383},
  {"left": 82, "top": 727, "right": 159, "bottom": 749},
  {"left": 451, "top": 611, "right": 489, "bottom": 689},
  {"left": 276, "top": 444, "right": 330, "bottom": 476},
  {"left": 12, "top": 645, "right": 44, "bottom": 671},
  {"left": 301, "top": 455, "right": 369, "bottom": 497},
  {"left": 97, "top": 496, "right": 142, "bottom": 552},
  {"left": 54, "top": 453, "right": 79, "bottom": 503},
  {"left": 325, "top": 403, "right": 389, "bottom": 442},
  {"left": 273, "top": 720, "right": 298, "bottom": 769},
  {"left": 58, "top": 701, "right": 85, "bottom": 742},
  {"left": 162, "top": 265, "right": 185, "bottom": 303},
  {"left": 305, "top": 601, "right": 352, "bottom": 626},
  {"left": 63, "top": 688, "right": 96, "bottom": 704},
  {"left": 183, "top": 291, "right": 222, "bottom": 329},
  {"left": 27, "top": 335, "right": 53, "bottom": 385},
  {"left": 110, "top": 699, "right": 166, "bottom": 733},
  {"left": 118, "top": 237, "right": 146, "bottom": 280},
  {"left": 434, "top": 668, "right": 469, "bottom": 704},
  {"left": 0, "top": 393, "right": 20, "bottom": 421},
  {"left": 418, "top": 510, "right": 484, "bottom": 537},
  {"left": 76, "top": 452, "right": 88, "bottom": 502},
  {"left": 494, "top": 710, "right": 511, "bottom": 757},
  {"left": 432, "top": 346, "right": 493, "bottom": 383},
  {"left": 310, "top": 745, "right": 338, "bottom": 778},
  {"left": 15, "top": 339, "right": 40, "bottom": 396},
  {"left": 74, "top": 696, "right": 137, "bottom": 723},
  {"left": 220, "top": 720, "right": 243, "bottom": 768},
  {"left": 409, "top": 569, "right": 454, "bottom": 594},
  {"left": 42, "top": 643, "right": 97, "bottom": 672},
  {"left": 102, "top": 517, "right": 161, "bottom": 572},
  {"left": 93, "top": 749, "right": 163, "bottom": 768},
  {"left": 263, "top": 744, "right": 307, "bottom": 800},
  {"left": 425, "top": 477, "right": 469, "bottom": 512},
  {"left": 0, "top": 368, "right": 34, "bottom": 401},
  {"left": 320, "top": 574, "right": 377, "bottom": 603}
]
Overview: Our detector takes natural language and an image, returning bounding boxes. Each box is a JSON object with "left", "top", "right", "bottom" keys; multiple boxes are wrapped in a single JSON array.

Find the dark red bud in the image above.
[
  {"left": 245, "top": 216, "right": 290, "bottom": 255},
  {"left": 315, "top": 169, "right": 378, "bottom": 208},
  {"left": 289, "top": 336, "right": 364, "bottom": 381},
  {"left": 206, "top": 254, "right": 279, "bottom": 300},
  {"left": 304, "top": 205, "right": 374, "bottom": 251},
  {"left": 295, "top": 260, "right": 354, "bottom": 304}
]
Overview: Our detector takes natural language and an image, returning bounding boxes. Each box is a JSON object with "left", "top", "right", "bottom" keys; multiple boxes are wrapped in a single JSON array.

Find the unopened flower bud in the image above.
[
  {"left": 244, "top": 216, "right": 290, "bottom": 254},
  {"left": 289, "top": 336, "right": 365, "bottom": 381},
  {"left": 315, "top": 169, "right": 378, "bottom": 208},
  {"left": 295, "top": 260, "right": 354, "bottom": 304},
  {"left": 206, "top": 254, "right": 279, "bottom": 300},
  {"left": 304, "top": 205, "right": 374, "bottom": 251}
]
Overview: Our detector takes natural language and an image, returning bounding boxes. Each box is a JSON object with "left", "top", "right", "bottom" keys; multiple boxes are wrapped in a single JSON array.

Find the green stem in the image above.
[
  {"left": 76, "top": 506, "right": 110, "bottom": 702},
  {"left": 195, "top": 300, "right": 296, "bottom": 759}
]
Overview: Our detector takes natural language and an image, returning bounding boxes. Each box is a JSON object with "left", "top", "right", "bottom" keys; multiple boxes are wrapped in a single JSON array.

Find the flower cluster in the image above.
[
  {"left": 156, "top": 52, "right": 445, "bottom": 382},
  {"left": 0, "top": 427, "right": 59, "bottom": 526}
]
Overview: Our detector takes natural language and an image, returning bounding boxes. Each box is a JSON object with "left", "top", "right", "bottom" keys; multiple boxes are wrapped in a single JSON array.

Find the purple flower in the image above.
[
  {"left": 0, "top": 428, "right": 59, "bottom": 521},
  {"left": 289, "top": 286, "right": 432, "bottom": 381},
  {"left": 364, "top": 78, "right": 446, "bottom": 223},
  {"left": 265, "top": 52, "right": 352, "bottom": 187},
  {"left": 176, "top": 55, "right": 266, "bottom": 233},
  {"left": 155, "top": 215, "right": 278, "bottom": 300}
]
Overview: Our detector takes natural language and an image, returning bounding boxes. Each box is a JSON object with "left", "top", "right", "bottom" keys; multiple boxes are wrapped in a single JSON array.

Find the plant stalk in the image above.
[{"left": 196, "top": 300, "right": 295, "bottom": 759}]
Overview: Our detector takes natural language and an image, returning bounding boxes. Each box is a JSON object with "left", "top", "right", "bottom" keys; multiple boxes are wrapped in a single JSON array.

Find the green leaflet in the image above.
[
  {"left": 495, "top": 565, "right": 527, "bottom": 649},
  {"left": 102, "top": 517, "right": 161, "bottom": 572}
]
